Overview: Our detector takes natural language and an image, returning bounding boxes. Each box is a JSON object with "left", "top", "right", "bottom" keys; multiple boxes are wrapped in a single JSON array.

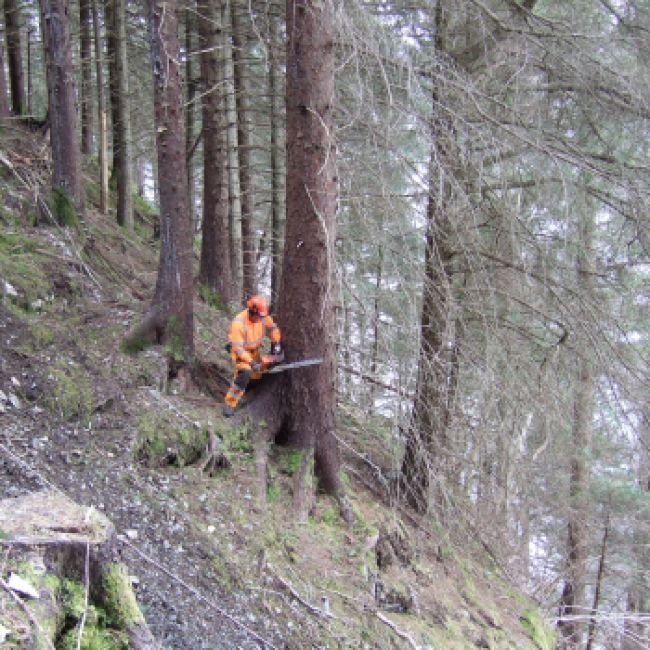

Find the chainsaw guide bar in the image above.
[{"left": 264, "top": 358, "right": 324, "bottom": 373}]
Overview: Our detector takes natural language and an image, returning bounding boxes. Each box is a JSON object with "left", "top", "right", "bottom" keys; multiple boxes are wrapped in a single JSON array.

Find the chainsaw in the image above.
[
  {"left": 224, "top": 343, "right": 323, "bottom": 373},
  {"left": 261, "top": 351, "right": 323, "bottom": 373}
]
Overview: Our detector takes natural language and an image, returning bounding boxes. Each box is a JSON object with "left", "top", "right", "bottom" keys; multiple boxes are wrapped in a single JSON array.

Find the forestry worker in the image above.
[{"left": 223, "top": 295, "right": 283, "bottom": 418}]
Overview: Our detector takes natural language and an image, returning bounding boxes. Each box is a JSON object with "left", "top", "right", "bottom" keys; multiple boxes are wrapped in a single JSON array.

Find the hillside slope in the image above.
[{"left": 0, "top": 123, "right": 554, "bottom": 649}]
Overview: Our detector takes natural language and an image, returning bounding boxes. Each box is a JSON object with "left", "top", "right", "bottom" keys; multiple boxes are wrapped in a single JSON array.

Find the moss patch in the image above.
[
  {"left": 101, "top": 563, "right": 145, "bottom": 629},
  {"left": 133, "top": 410, "right": 208, "bottom": 468},
  {"left": 50, "top": 186, "right": 79, "bottom": 228},
  {"left": 45, "top": 357, "right": 94, "bottom": 424},
  {"left": 521, "top": 608, "right": 557, "bottom": 650}
]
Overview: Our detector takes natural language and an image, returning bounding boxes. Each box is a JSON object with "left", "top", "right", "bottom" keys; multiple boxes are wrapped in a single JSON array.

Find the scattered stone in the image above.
[
  {"left": 7, "top": 572, "right": 39, "bottom": 599},
  {"left": 125, "top": 529, "right": 139, "bottom": 540},
  {"left": 3, "top": 281, "right": 17, "bottom": 297}
]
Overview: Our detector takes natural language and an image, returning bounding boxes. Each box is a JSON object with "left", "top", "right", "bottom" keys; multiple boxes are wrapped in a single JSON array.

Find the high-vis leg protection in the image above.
[{"left": 224, "top": 349, "right": 262, "bottom": 408}]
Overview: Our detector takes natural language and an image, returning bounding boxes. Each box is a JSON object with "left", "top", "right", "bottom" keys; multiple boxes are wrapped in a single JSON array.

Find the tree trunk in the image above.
[
  {"left": 230, "top": 0, "right": 256, "bottom": 298},
  {"left": 113, "top": 0, "right": 133, "bottom": 229},
  {"left": 368, "top": 244, "right": 383, "bottom": 413},
  {"left": 4, "top": 0, "right": 26, "bottom": 115},
  {"left": 40, "top": 0, "right": 87, "bottom": 221},
  {"left": 268, "top": 10, "right": 284, "bottom": 311},
  {"left": 558, "top": 213, "right": 595, "bottom": 649},
  {"left": 92, "top": 0, "right": 109, "bottom": 213},
  {"left": 80, "top": 0, "right": 93, "bottom": 155},
  {"left": 198, "top": 0, "right": 231, "bottom": 303},
  {"left": 185, "top": 2, "right": 196, "bottom": 228},
  {"left": 400, "top": 21, "right": 457, "bottom": 513},
  {"left": 125, "top": 0, "right": 194, "bottom": 364},
  {"left": 586, "top": 512, "right": 609, "bottom": 650},
  {"left": 0, "top": 21, "right": 11, "bottom": 119},
  {"left": 280, "top": 0, "right": 347, "bottom": 517},
  {"left": 222, "top": 10, "right": 242, "bottom": 302},
  {"left": 623, "top": 413, "right": 650, "bottom": 650},
  {"left": 104, "top": 0, "right": 120, "bottom": 188}
]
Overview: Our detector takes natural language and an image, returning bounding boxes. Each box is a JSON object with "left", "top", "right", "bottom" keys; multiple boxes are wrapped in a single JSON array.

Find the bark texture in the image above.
[
  {"left": 80, "top": 0, "right": 93, "bottom": 155},
  {"left": 0, "top": 27, "right": 11, "bottom": 118},
  {"left": 41, "top": 0, "right": 87, "bottom": 219},
  {"left": 231, "top": 0, "right": 256, "bottom": 298},
  {"left": 268, "top": 12, "right": 284, "bottom": 311},
  {"left": 104, "top": 0, "right": 120, "bottom": 188},
  {"left": 279, "top": 0, "right": 344, "bottom": 504},
  {"left": 185, "top": 3, "right": 196, "bottom": 226},
  {"left": 4, "top": 0, "right": 26, "bottom": 115},
  {"left": 125, "top": 0, "right": 194, "bottom": 363},
  {"left": 92, "top": 0, "right": 109, "bottom": 213},
  {"left": 113, "top": 0, "right": 133, "bottom": 229},
  {"left": 198, "top": 0, "right": 231, "bottom": 303}
]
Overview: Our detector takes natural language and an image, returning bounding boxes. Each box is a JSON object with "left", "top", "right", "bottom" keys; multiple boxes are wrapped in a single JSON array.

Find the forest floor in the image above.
[{"left": 0, "top": 124, "right": 551, "bottom": 649}]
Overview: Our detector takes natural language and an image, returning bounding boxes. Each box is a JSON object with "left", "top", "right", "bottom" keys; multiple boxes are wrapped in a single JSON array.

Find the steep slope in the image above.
[{"left": 0, "top": 123, "right": 555, "bottom": 649}]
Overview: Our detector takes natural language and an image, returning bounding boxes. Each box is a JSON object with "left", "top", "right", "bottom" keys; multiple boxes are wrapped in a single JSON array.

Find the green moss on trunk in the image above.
[{"left": 101, "top": 563, "right": 146, "bottom": 629}]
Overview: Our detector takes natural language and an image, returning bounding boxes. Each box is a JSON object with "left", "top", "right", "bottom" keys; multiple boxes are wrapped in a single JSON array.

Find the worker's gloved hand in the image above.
[
  {"left": 272, "top": 342, "right": 283, "bottom": 355},
  {"left": 250, "top": 360, "right": 262, "bottom": 372}
]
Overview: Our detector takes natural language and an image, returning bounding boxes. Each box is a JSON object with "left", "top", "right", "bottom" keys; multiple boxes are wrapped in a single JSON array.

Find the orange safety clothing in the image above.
[{"left": 224, "top": 309, "right": 281, "bottom": 409}]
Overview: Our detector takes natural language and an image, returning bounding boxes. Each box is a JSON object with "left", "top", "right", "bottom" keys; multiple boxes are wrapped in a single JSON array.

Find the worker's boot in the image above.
[{"left": 223, "top": 404, "right": 235, "bottom": 418}]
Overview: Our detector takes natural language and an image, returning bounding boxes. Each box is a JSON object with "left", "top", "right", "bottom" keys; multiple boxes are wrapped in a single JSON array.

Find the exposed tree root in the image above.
[{"left": 200, "top": 426, "right": 232, "bottom": 476}]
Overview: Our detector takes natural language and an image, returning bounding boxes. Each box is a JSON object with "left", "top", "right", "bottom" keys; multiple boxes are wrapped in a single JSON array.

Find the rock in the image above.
[
  {"left": 6, "top": 572, "right": 39, "bottom": 599},
  {"left": 8, "top": 393, "right": 21, "bottom": 409},
  {"left": 3, "top": 281, "right": 17, "bottom": 297}
]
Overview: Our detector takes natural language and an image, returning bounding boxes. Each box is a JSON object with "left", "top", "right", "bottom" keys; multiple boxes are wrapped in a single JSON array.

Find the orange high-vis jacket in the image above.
[{"left": 228, "top": 309, "right": 281, "bottom": 364}]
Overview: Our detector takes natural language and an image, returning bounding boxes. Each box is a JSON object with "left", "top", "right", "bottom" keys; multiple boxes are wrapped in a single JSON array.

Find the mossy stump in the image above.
[{"left": 0, "top": 491, "right": 159, "bottom": 649}]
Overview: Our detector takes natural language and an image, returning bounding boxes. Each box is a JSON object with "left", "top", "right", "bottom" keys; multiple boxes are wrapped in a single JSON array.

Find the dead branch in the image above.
[
  {"left": 374, "top": 611, "right": 418, "bottom": 649},
  {"left": 267, "top": 562, "right": 336, "bottom": 619}
]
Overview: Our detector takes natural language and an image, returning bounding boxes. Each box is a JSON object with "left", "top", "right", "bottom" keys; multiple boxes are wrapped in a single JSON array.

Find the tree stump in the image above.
[{"left": 0, "top": 491, "right": 160, "bottom": 649}]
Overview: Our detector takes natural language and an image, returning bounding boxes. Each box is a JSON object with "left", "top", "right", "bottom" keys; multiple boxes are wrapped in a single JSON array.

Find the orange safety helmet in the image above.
[{"left": 247, "top": 295, "right": 269, "bottom": 317}]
